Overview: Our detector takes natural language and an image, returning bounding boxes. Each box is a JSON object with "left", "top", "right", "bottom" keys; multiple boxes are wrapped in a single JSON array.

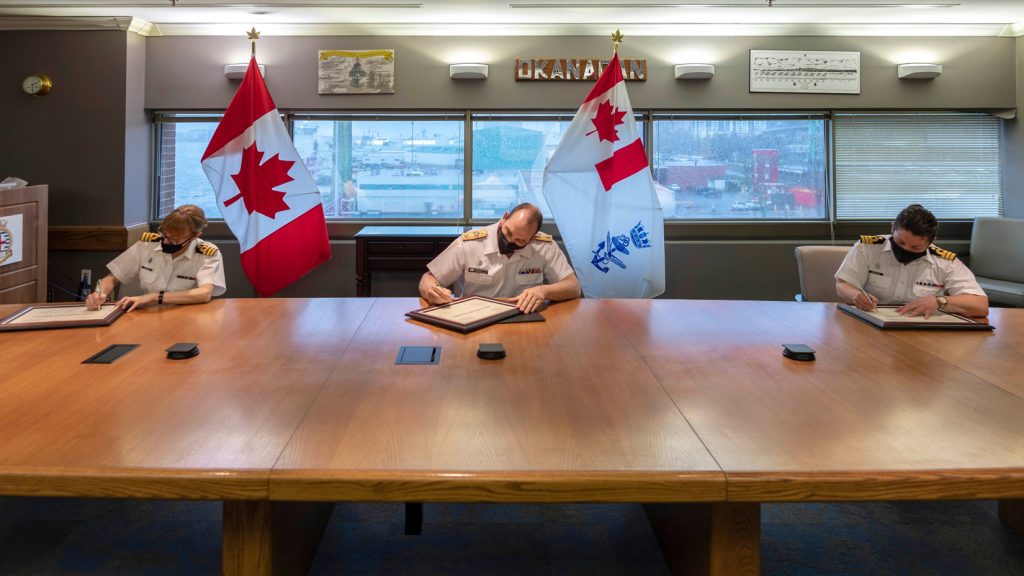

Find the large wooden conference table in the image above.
[{"left": 1, "top": 298, "right": 1022, "bottom": 576}]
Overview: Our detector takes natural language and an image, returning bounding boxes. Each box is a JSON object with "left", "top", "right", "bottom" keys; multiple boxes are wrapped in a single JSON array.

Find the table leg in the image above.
[
  {"left": 999, "top": 499, "right": 1024, "bottom": 534},
  {"left": 355, "top": 239, "right": 368, "bottom": 297},
  {"left": 223, "top": 500, "right": 335, "bottom": 576},
  {"left": 645, "top": 502, "right": 760, "bottom": 576},
  {"left": 404, "top": 502, "right": 423, "bottom": 535}
]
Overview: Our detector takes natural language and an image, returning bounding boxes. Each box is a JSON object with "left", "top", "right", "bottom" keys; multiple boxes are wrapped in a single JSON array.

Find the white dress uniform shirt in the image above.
[
  {"left": 107, "top": 237, "right": 227, "bottom": 297},
  {"left": 427, "top": 222, "right": 575, "bottom": 299},
  {"left": 834, "top": 234, "right": 984, "bottom": 305}
]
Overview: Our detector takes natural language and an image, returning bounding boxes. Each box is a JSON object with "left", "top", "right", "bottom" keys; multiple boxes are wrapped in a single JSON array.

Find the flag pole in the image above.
[
  {"left": 611, "top": 29, "right": 623, "bottom": 54},
  {"left": 247, "top": 27, "right": 260, "bottom": 58}
]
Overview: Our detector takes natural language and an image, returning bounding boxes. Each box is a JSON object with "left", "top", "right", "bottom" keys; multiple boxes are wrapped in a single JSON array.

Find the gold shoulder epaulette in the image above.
[
  {"left": 196, "top": 242, "right": 219, "bottom": 257},
  {"left": 140, "top": 232, "right": 161, "bottom": 242},
  {"left": 929, "top": 245, "right": 956, "bottom": 261},
  {"left": 533, "top": 232, "right": 553, "bottom": 242},
  {"left": 859, "top": 234, "right": 886, "bottom": 245},
  {"left": 460, "top": 229, "right": 488, "bottom": 241}
]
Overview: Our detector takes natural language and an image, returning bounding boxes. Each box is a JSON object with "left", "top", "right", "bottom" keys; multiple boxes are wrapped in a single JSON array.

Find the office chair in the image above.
[
  {"left": 969, "top": 216, "right": 1024, "bottom": 307},
  {"left": 794, "top": 245, "right": 851, "bottom": 302}
]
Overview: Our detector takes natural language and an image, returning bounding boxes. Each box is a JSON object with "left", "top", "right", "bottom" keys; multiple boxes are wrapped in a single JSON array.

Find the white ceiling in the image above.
[{"left": 0, "top": 0, "right": 1023, "bottom": 36}]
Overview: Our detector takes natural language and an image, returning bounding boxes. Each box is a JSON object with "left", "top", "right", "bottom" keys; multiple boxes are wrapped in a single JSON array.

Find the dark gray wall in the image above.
[
  {"left": 0, "top": 31, "right": 128, "bottom": 226},
  {"left": 146, "top": 35, "right": 1016, "bottom": 110}
]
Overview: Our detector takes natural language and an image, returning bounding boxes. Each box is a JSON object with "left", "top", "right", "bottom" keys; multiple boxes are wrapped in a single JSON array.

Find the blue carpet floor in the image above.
[{"left": 1, "top": 499, "right": 1022, "bottom": 575}]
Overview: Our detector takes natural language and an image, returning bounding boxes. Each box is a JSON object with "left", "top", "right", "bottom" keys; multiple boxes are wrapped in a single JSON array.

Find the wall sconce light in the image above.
[
  {"left": 224, "top": 63, "right": 266, "bottom": 80},
  {"left": 449, "top": 63, "right": 488, "bottom": 80},
  {"left": 674, "top": 63, "right": 715, "bottom": 80},
  {"left": 897, "top": 63, "right": 942, "bottom": 79}
]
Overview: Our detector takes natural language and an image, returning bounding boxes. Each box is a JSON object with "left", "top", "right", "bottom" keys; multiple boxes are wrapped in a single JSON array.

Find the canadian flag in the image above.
[
  {"left": 201, "top": 57, "right": 330, "bottom": 297},
  {"left": 542, "top": 52, "right": 665, "bottom": 298}
]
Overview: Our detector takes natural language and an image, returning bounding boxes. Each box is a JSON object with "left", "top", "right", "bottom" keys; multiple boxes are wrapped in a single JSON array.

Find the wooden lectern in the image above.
[{"left": 0, "top": 185, "right": 48, "bottom": 304}]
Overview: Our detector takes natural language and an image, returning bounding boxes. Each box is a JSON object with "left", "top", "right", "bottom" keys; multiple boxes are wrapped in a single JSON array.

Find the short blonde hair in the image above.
[{"left": 159, "top": 205, "right": 207, "bottom": 235}]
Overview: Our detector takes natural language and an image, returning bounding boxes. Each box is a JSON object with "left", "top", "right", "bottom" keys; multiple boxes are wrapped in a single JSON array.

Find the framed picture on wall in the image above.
[
  {"left": 750, "top": 50, "right": 860, "bottom": 94},
  {"left": 318, "top": 49, "right": 395, "bottom": 94}
]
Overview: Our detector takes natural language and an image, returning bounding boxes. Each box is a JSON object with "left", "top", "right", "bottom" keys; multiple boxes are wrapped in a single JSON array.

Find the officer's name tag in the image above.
[{"left": 467, "top": 267, "right": 488, "bottom": 274}]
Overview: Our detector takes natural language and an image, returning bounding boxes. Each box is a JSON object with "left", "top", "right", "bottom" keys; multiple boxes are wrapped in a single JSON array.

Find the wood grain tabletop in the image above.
[
  {"left": 270, "top": 298, "right": 725, "bottom": 502},
  {"left": 0, "top": 298, "right": 372, "bottom": 499},
  {"left": 602, "top": 299, "right": 1024, "bottom": 501}
]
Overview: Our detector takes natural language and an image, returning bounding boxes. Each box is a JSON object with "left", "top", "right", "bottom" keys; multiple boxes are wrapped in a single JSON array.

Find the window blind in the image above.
[{"left": 834, "top": 113, "right": 1001, "bottom": 219}]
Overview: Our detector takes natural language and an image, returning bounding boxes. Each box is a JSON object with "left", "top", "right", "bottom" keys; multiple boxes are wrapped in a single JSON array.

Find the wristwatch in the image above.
[{"left": 936, "top": 295, "right": 948, "bottom": 310}]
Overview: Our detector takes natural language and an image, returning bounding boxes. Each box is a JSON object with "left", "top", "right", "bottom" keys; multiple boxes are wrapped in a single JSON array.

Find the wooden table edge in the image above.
[
  {"left": 0, "top": 467, "right": 269, "bottom": 500},
  {"left": 268, "top": 470, "right": 727, "bottom": 502},
  {"left": 725, "top": 468, "right": 1024, "bottom": 501}
]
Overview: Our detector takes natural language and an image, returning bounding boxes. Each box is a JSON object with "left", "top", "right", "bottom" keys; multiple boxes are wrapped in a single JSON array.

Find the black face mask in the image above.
[
  {"left": 497, "top": 226, "right": 526, "bottom": 255},
  {"left": 161, "top": 235, "right": 194, "bottom": 254},
  {"left": 890, "top": 236, "right": 927, "bottom": 265}
]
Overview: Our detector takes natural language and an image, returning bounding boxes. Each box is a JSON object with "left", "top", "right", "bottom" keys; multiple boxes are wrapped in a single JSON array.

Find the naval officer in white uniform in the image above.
[
  {"left": 835, "top": 203, "right": 988, "bottom": 318},
  {"left": 86, "top": 204, "right": 226, "bottom": 312},
  {"left": 419, "top": 203, "right": 580, "bottom": 313}
]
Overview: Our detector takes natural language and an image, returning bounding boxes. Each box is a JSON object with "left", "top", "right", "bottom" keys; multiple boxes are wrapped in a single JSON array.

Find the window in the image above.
[
  {"left": 155, "top": 112, "right": 465, "bottom": 220},
  {"left": 155, "top": 110, "right": 1000, "bottom": 226},
  {"left": 652, "top": 114, "right": 828, "bottom": 220},
  {"left": 470, "top": 113, "right": 647, "bottom": 220},
  {"left": 470, "top": 114, "right": 571, "bottom": 219},
  {"left": 292, "top": 114, "right": 464, "bottom": 218},
  {"left": 834, "top": 113, "right": 1002, "bottom": 219},
  {"left": 154, "top": 113, "right": 222, "bottom": 219}
]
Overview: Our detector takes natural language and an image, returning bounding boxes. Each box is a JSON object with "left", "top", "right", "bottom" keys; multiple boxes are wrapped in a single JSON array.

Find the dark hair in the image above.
[
  {"left": 894, "top": 204, "right": 938, "bottom": 242},
  {"left": 509, "top": 203, "right": 543, "bottom": 233}
]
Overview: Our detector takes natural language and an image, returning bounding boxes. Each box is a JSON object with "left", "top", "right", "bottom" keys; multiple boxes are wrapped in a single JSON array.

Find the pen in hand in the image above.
[
  {"left": 855, "top": 284, "right": 876, "bottom": 311},
  {"left": 434, "top": 283, "right": 454, "bottom": 303},
  {"left": 85, "top": 280, "right": 104, "bottom": 311}
]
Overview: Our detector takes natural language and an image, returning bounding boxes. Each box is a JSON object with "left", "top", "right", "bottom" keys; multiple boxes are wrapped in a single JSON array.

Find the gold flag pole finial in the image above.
[
  {"left": 247, "top": 27, "right": 260, "bottom": 58},
  {"left": 611, "top": 29, "right": 624, "bottom": 54}
]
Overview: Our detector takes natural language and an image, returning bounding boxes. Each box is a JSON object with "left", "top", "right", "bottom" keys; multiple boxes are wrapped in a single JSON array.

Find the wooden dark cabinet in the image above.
[{"left": 354, "top": 226, "right": 466, "bottom": 296}]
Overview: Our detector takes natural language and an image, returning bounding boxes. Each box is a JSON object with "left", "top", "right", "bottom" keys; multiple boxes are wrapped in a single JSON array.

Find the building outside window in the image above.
[
  {"left": 652, "top": 114, "right": 828, "bottom": 220},
  {"left": 292, "top": 115, "right": 464, "bottom": 219},
  {"left": 471, "top": 115, "right": 569, "bottom": 219},
  {"left": 470, "top": 114, "right": 650, "bottom": 219},
  {"left": 155, "top": 115, "right": 221, "bottom": 219}
]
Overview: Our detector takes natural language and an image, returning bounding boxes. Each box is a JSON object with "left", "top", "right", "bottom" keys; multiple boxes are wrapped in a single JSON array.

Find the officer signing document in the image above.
[{"left": 419, "top": 203, "right": 580, "bottom": 314}]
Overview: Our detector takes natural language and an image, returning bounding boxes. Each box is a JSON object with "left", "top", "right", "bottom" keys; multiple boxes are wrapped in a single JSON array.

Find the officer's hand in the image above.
[
  {"left": 853, "top": 292, "right": 877, "bottom": 311},
  {"left": 425, "top": 284, "right": 454, "bottom": 305},
  {"left": 85, "top": 291, "right": 106, "bottom": 311},
  {"left": 898, "top": 295, "right": 939, "bottom": 318},
  {"left": 512, "top": 286, "right": 546, "bottom": 314},
  {"left": 117, "top": 293, "right": 156, "bottom": 312}
]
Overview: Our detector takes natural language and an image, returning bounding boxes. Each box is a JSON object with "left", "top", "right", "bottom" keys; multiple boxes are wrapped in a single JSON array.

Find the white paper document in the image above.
[
  {"left": 5, "top": 304, "right": 119, "bottom": 325},
  {"left": 421, "top": 298, "right": 516, "bottom": 324}
]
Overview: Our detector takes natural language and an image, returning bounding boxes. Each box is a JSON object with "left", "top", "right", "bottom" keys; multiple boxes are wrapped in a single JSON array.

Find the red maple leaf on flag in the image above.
[
  {"left": 224, "top": 143, "right": 293, "bottom": 218},
  {"left": 586, "top": 100, "right": 627, "bottom": 143}
]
